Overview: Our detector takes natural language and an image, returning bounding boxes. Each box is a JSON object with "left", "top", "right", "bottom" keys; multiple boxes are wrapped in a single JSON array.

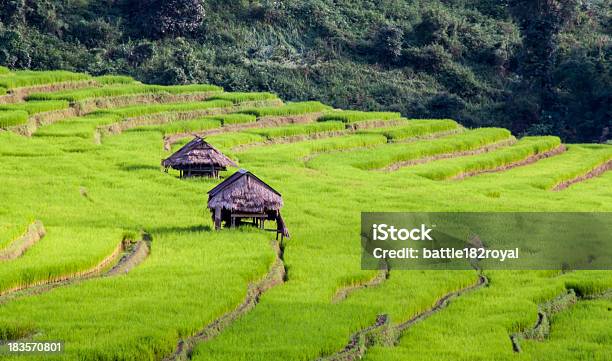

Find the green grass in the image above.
[
  {"left": 0, "top": 100, "right": 69, "bottom": 114},
  {"left": 27, "top": 84, "right": 222, "bottom": 102},
  {"left": 318, "top": 110, "right": 402, "bottom": 123},
  {"left": 521, "top": 295, "right": 612, "bottom": 359},
  {"left": 208, "top": 92, "right": 279, "bottom": 103},
  {"left": 244, "top": 121, "right": 346, "bottom": 139},
  {"left": 0, "top": 227, "right": 123, "bottom": 293},
  {"left": 459, "top": 144, "right": 612, "bottom": 191},
  {"left": 0, "top": 230, "right": 274, "bottom": 359},
  {"left": 407, "top": 136, "right": 562, "bottom": 180},
  {"left": 357, "top": 119, "right": 461, "bottom": 140},
  {"left": 33, "top": 115, "right": 122, "bottom": 139},
  {"left": 93, "top": 75, "right": 136, "bottom": 85},
  {"left": 128, "top": 118, "right": 222, "bottom": 135},
  {"left": 0, "top": 66, "right": 10, "bottom": 75},
  {"left": 0, "top": 223, "right": 27, "bottom": 250},
  {"left": 0, "top": 110, "right": 29, "bottom": 127},
  {"left": 239, "top": 101, "right": 331, "bottom": 117},
  {"left": 95, "top": 99, "right": 234, "bottom": 118},
  {"left": 309, "top": 128, "right": 513, "bottom": 171},
  {"left": 0, "top": 71, "right": 90, "bottom": 89},
  {"left": 209, "top": 113, "right": 257, "bottom": 125},
  {"left": 237, "top": 133, "right": 389, "bottom": 165},
  {"left": 202, "top": 132, "right": 267, "bottom": 150}
]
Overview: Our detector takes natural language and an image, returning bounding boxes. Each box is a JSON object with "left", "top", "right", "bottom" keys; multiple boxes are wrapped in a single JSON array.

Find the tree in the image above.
[
  {"left": 129, "top": 0, "right": 205, "bottom": 39},
  {"left": 507, "top": 0, "right": 578, "bottom": 133},
  {"left": 374, "top": 24, "right": 404, "bottom": 62}
]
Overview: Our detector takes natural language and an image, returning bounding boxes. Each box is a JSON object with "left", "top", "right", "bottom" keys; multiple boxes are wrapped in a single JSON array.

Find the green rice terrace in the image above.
[{"left": 0, "top": 67, "right": 611, "bottom": 361}]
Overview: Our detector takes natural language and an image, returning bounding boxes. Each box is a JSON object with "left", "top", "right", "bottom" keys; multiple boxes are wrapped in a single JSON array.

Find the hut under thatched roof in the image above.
[
  {"left": 208, "top": 169, "right": 289, "bottom": 239},
  {"left": 162, "top": 137, "right": 237, "bottom": 178}
]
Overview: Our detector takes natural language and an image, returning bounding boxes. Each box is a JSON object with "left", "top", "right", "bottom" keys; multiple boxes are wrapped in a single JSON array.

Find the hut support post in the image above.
[{"left": 214, "top": 207, "right": 221, "bottom": 230}]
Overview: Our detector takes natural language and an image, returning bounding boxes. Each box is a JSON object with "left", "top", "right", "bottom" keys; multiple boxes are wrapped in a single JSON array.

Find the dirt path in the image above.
[
  {"left": 332, "top": 262, "right": 389, "bottom": 304},
  {"left": 163, "top": 240, "right": 286, "bottom": 361},
  {"left": 0, "top": 237, "right": 150, "bottom": 305},
  {"left": 510, "top": 289, "right": 578, "bottom": 352},
  {"left": 552, "top": 160, "right": 612, "bottom": 191},
  {"left": 319, "top": 271, "right": 489, "bottom": 361},
  {"left": 509, "top": 288, "right": 612, "bottom": 352},
  {"left": 452, "top": 145, "right": 567, "bottom": 180},
  {"left": 383, "top": 138, "right": 516, "bottom": 171},
  {"left": 0, "top": 221, "right": 46, "bottom": 261}
]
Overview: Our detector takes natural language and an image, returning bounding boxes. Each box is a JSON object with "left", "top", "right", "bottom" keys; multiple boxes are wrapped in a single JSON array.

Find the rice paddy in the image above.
[{"left": 0, "top": 68, "right": 610, "bottom": 361}]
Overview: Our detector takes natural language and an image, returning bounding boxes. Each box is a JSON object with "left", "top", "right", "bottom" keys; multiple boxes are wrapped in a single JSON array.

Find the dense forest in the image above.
[{"left": 0, "top": 0, "right": 609, "bottom": 142}]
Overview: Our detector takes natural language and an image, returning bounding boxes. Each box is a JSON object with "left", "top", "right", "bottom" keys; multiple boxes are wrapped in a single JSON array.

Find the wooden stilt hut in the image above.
[
  {"left": 207, "top": 169, "right": 290, "bottom": 240},
  {"left": 162, "top": 137, "right": 237, "bottom": 178}
]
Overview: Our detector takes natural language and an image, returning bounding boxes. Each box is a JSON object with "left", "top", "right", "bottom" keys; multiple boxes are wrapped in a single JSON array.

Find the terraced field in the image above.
[{"left": 0, "top": 67, "right": 611, "bottom": 360}]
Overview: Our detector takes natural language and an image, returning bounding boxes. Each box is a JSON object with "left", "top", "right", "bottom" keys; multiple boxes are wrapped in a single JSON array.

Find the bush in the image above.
[{"left": 129, "top": 0, "right": 206, "bottom": 39}]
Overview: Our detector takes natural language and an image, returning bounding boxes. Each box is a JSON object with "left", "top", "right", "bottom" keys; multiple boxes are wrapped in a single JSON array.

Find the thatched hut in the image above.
[
  {"left": 162, "top": 137, "right": 237, "bottom": 178},
  {"left": 208, "top": 169, "right": 289, "bottom": 239}
]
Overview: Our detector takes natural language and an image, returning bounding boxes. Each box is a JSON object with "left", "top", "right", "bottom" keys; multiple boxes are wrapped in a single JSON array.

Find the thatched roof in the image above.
[
  {"left": 162, "top": 137, "right": 237, "bottom": 169},
  {"left": 208, "top": 169, "right": 283, "bottom": 212}
]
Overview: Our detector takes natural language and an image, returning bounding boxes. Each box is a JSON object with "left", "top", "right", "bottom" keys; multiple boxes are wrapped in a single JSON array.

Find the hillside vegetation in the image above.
[
  {"left": 0, "top": 0, "right": 610, "bottom": 143},
  {"left": 0, "top": 68, "right": 611, "bottom": 360}
]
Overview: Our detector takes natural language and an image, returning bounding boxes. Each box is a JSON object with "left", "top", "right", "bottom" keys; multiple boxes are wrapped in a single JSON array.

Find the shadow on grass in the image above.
[
  {"left": 147, "top": 225, "right": 213, "bottom": 236},
  {"left": 120, "top": 164, "right": 160, "bottom": 172}
]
